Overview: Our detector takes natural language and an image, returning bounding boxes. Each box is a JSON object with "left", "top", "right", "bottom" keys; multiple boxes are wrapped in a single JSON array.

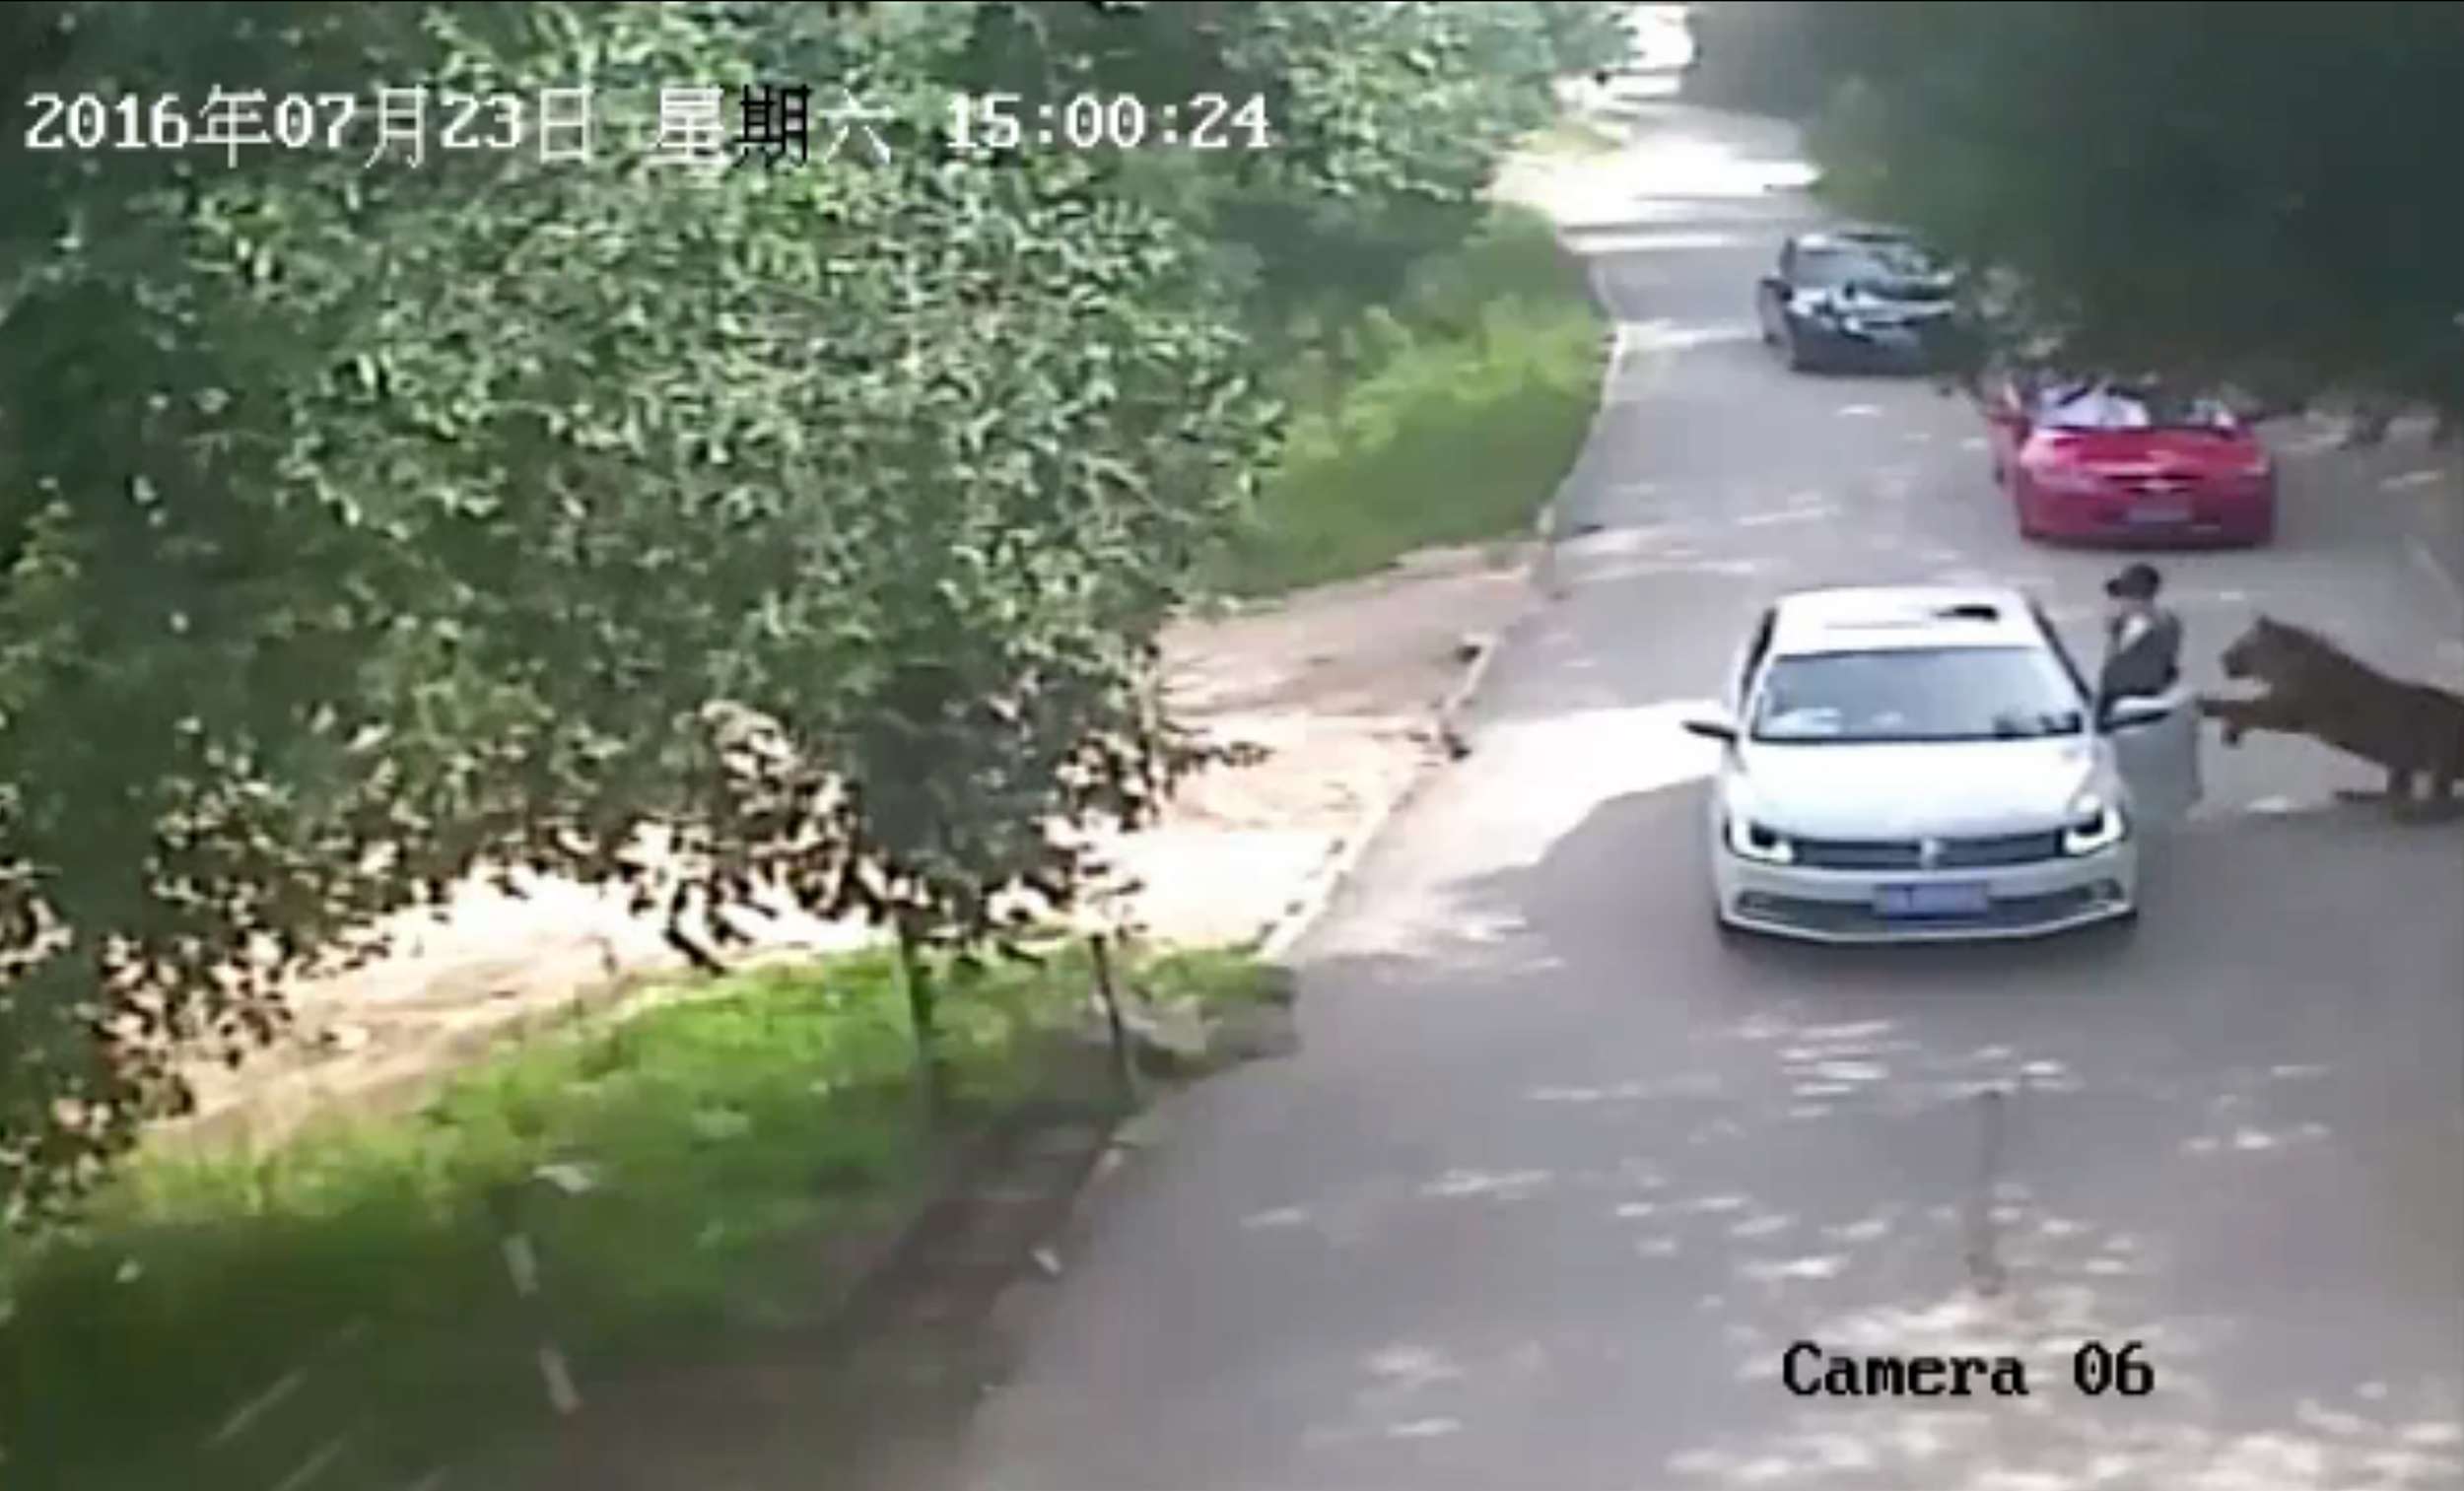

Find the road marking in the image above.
[
  {"left": 208, "top": 1370, "right": 306, "bottom": 1446},
  {"left": 1385, "top": 1418, "right": 1465, "bottom": 1441},
  {"left": 1616, "top": 318, "right": 1760, "bottom": 353},
  {"left": 1564, "top": 228, "right": 1756, "bottom": 253},
  {"left": 2202, "top": 793, "right": 2412, "bottom": 821},
  {"left": 1733, "top": 508, "right": 1833, "bottom": 528},
  {"left": 271, "top": 1436, "right": 356, "bottom": 1491}
]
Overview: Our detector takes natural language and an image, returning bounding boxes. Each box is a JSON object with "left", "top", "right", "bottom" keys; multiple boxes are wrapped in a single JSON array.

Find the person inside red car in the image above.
[
  {"left": 2040, "top": 378, "right": 2152, "bottom": 430},
  {"left": 2040, "top": 375, "right": 2233, "bottom": 433}
]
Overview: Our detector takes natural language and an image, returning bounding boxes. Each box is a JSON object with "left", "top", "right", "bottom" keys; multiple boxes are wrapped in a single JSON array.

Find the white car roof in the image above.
[{"left": 1766, "top": 585, "right": 2043, "bottom": 656}]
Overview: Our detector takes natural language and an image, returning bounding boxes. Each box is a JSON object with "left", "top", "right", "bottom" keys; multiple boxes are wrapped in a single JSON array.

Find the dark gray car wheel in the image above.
[{"left": 1781, "top": 323, "right": 1813, "bottom": 372}]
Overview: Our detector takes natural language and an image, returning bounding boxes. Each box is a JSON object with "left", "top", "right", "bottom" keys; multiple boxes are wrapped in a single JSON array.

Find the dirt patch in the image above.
[
  {"left": 169, "top": 543, "right": 1538, "bottom": 1150},
  {"left": 1109, "top": 544, "right": 1532, "bottom": 949}
]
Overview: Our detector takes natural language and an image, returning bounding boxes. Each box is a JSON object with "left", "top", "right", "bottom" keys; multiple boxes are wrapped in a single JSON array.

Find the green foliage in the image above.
[
  {"left": 947, "top": 1, "right": 1625, "bottom": 344},
  {"left": 955, "top": 1, "right": 1621, "bottom": 202},
  {"left": 1795, "top": 2, "right": 2464, "bottom": 412},
  {"left": 1130, "top": 942, "right": 1292, "bottom": 1009},
  {"left": 1680, "top": 1, "right": 1874, "bottom": 118},
  {"left": 0, "top": 946, "right": 1114, "bottom": 1486},
  {"left": 1526, "top": 115, "right": 1629, "bottom": 160},
  {"left": 1207, "top": 210, "right": 1608, "bottom": 596},
  {"left": 0, "top": 0, "right": 1603, "bottom": 1219}
]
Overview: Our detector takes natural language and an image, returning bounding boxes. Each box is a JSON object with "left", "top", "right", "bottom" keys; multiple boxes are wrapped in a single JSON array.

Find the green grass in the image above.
[
  {"left": 1204, "top": 206, "right": 1608, "bottom": 598},
  {"left": 1525, "top": 116, "right": 1626, "bottom": 157},
  {"left": 0, "top": 942, "right": 1263, "bottom": 1490},
  {"left": 1133, "top": 942, "right": 1290, "bottom": 1008}
]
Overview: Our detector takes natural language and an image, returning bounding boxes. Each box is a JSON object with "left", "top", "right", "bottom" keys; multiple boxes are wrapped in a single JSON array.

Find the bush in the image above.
[
  {"left": 1205, "top": 209, "right": 1607, "bottom": 597},
  {"left": 0, "top": 948, "right": 1083, "bottom": 1487},
  {"left": 0, "top": 936, "right": 1277, "bottom": 1486}
]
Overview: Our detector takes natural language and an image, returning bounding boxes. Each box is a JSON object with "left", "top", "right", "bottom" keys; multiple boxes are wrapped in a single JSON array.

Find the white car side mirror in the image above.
[{"left": 1681, "top": 713, "right": 1739, "bottom": 744}]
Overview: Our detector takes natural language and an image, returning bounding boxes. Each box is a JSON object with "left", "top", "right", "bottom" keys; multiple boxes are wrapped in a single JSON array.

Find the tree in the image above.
[
  {"left": 2, "top": 0, "right": 575, "bottom": 1219},
  {"left": 1795, "top": 2, "right": 2464, "bottom": 420},
  {"left": 1, "top": 0, "right": 1603, "bottom": 1219},
  {"left": 1682, "top": 2, "right": 1818, "bottom": 116},
  {"left": 949, "top": 2, "right": 1627, "bottom": 342},
  {"left": 0, "top": 0, "right": 1265, "bottom": 1214}
]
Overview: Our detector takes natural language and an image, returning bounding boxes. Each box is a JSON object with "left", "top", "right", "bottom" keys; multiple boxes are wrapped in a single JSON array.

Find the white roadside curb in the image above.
[
  {"left": 1251, "top": 267, "right": 1629, "bottom": 968},
  {"left": 1253, "top": 761, "right": 1425, "bottom": 965}
]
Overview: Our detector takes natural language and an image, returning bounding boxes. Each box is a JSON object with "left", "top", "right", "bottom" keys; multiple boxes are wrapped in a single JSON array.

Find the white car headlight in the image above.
[
  {"left": 1725, "top": 813, "right": 1795, "bottom": 863},
  {"left": 2062, "top": 795, "right": 2128, "bottom": 855}
]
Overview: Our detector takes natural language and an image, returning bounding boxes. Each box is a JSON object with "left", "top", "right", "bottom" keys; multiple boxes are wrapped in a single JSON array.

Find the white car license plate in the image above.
[
  {"left": 1875, "top": 882, "right": 1990, "bottom": 917},
  {"left": 2128, "top": 501, "right": 2191, "bottom": 524}
]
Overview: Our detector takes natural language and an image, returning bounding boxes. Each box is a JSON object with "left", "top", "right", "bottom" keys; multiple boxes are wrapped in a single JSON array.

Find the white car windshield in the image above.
[{"left": 1750, "top": 645, "right": 2087, "bottom": 744}]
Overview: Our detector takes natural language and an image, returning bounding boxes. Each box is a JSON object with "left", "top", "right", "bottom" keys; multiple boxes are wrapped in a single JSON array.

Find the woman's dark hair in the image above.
[{"left": 2104, "top": 563, "right": 2162, "bottom": 600}]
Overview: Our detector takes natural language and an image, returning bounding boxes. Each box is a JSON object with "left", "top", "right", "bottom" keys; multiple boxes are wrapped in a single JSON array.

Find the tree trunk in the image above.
[
  {"left": 895, "top": 918, "right": 947, "bottom": 1121},
  {"left": 1088, "top": 932, "right": 1140, "bottom": 1109}
]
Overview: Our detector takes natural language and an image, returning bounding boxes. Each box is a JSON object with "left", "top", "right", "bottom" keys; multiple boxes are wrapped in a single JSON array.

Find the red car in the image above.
[{"left": 1982, "top": 376, "right": 2277, "bottom": 546}]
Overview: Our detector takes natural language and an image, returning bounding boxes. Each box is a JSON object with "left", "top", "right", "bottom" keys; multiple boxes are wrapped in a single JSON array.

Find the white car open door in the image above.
[{"left": 2107, "top": 682, "right": 2201, "bottom": 830}]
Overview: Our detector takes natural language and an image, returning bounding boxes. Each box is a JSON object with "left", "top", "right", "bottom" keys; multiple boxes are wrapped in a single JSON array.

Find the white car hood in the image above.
[{"left": 1730, "top": 737, "right": 2108, "bottom": 840}]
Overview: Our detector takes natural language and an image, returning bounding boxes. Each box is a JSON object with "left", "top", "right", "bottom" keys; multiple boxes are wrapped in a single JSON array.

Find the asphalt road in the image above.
[{"left": 937, "top": 100, "right": 2464, "bottom": 1491}]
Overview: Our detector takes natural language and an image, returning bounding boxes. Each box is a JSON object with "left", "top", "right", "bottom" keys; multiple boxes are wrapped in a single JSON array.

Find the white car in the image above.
[{"left": 1683, "top": 585, "right": 2188, "bottom": 944}]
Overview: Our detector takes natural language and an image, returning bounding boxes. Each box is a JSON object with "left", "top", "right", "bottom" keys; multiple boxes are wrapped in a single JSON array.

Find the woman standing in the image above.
[
  {"left": 2097, "top": 563, "right": 2182, "bottom": 702},
  {"left": 2097, "top": 563, "right": 2201, "bottom": 827}
]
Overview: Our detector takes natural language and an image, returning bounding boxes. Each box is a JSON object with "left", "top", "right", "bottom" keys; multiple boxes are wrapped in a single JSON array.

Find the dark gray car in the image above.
[{"left": 1754, "top": 227, "right": 1963, "bottom": 373}]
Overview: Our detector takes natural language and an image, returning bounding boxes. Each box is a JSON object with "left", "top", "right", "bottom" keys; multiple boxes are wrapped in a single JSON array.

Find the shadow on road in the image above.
[{"left": 1241, "top": 778, "right": 2464, "bottom": 1489}]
